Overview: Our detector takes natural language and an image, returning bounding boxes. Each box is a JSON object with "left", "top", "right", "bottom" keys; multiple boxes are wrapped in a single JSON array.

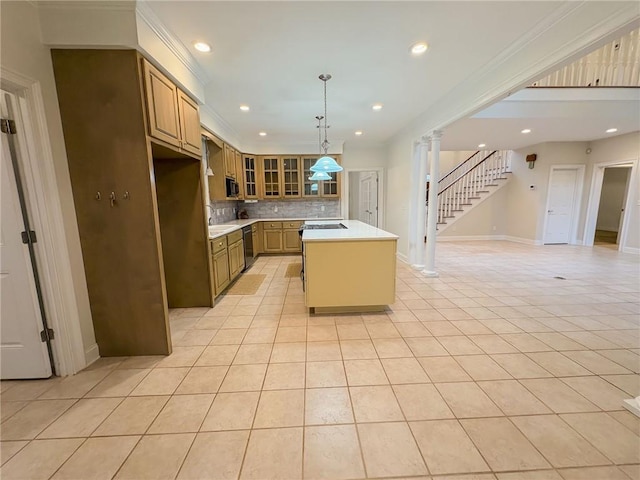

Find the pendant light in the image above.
[
  {"left": 310, "top": 74, "right": 343, "bottom": 173},
  {"left": 309, "top": 171, "right": 332, "bottom": 181}
]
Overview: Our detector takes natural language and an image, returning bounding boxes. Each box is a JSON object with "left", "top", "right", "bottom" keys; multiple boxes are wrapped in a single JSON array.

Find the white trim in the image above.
[
  {"left": 341, "top": 167, "right": 385, "bottom": 231},
  {"left": 135, "top": 0, "right": 210, "bottom": 86},
  {"left": 583, "top": 157, "right": 638, "bottom": 251},
  {"left": 542, "top": 165, "right": 585, "bottom": 245},
  {"left": 1, "top": 67, "right": 89, "bottom": 376},
  {"left": 622, "top": 246, "right": 640, "bottom": 255},
  {"left": 396, "top": 252, "right": 409, "bottom": 265},
  {"left": 84, "top": 343, "right": 100, "bottom": 367},
  {"left": 437, "top": 235, "right": 543, "bottom": 246}
]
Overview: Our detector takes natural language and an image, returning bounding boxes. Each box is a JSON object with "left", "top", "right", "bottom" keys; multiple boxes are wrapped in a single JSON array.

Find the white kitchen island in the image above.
[{"left": 302, "top": 220, "right": 398, "bottom": 313}]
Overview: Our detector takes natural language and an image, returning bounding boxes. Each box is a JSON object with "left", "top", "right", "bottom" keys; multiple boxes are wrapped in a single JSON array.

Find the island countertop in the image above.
[
  {"left": 302, "top": 219, "right": 399, "bottom": 242},
  {"left": 208, "top": 217, "right": 341, "bottom": 239}
]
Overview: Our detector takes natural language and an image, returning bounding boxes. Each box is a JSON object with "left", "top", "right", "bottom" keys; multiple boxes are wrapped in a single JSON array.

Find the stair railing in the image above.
[{"left": 428, "top": 150, "right": 511, "bottom": 224}]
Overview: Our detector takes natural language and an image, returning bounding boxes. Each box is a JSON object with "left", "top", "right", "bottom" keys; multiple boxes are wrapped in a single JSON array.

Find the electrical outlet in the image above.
[
  {"left": 233, "top": 208, "right": 236, "bottom": 214},
  {"left": 216, "top": 209, "right": 221, "bottom": 215},
  {"left": 321, "top": 205, "right": 325, "bottom": 212},
  {"left": 492, "top": 226, "right": 497, "bottom": 231},
  {"left": 274, "top": 206, "right": 278, "bottom": 213}
]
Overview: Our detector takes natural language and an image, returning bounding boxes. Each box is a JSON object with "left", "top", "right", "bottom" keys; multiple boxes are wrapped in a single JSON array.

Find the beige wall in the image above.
[
  {"left": 596, "top": 167, "right": 630, "bottom": 232},
  {"left": 1, "top": 1, "right": 97, "bottom": 358},
  {"left": 438, "top": 151, "right": 476, "bottom": 179},
  {"left": 439, "top": 185, "right": 509, "bottom": 238}
]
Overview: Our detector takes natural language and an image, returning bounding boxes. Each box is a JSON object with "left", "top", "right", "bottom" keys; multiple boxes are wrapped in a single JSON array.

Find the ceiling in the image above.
[
  {"left": 146, "top": 1, "right": 566, "bottom": 148},
  {"left": 441, "top": 88, "right": 640, "bottom": 151}
]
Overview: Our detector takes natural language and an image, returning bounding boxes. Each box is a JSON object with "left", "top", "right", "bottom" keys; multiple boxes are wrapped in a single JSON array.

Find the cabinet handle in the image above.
[
  {"left": 95, "top": 192, "right": 101, "bottom": 201},
  {"left": 109, "top": 192, "right": 116, "bottom": 207},
  {"left": 270, "top": 224, "right": 274, "bottom": 227},
  {"left": 219, "top": 242, "right": 223, "bottom": 246}
]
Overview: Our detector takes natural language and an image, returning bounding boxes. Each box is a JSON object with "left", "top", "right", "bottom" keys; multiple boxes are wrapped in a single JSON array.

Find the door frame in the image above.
[
  {"left": 542, "top": 164, "right": 585, "bottom": 245},
  {"left": 342, "top": 167, "right": 385, "bottom": 229},
  {"left": 583, "top": 157, "right": 637, "bottom": 251},
  {"left": 1, "top": 67, "right": 90, "bottom": 376}
]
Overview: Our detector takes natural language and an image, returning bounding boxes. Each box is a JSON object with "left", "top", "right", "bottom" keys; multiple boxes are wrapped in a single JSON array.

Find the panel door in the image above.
[
  {"left": 283, "top": 229, "right": 302, "bottom": 252},
  {"left": 142, "top": 60, "right": 180, "bottom": 147},
  {"left": 359, "top": 172, "right": 379, "bottom": 227},
  {"left": 261, "top": 157, "right": 280, "bottom": 198},
  {"left": 177, "top": 90, "right": 202, "bottom": 157},
  {"left": 281, "top": 156, "right": 302, "bottom": 198},
  {"left": 0, "top": 94, "right": 52, "bottom": 379},
  {"left": 224, "top": 144, "right": 236, "bottom": 178},
  {"left": 213, "top": 249, "right": 230, "bottom": 293},
  {"left": 263, "top": 230, "right": 283, "bottom": 252},
  {"left": 544, "top": 168, "right": 579, "bottom": 244}
]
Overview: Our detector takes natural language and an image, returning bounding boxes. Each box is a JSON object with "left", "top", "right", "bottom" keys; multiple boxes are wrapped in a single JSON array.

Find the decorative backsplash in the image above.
[
  {"left": 208, "top": 200, "right": 239, "bottom": 224},
  {"left": 240, "top": 199, "right": 341, "bottom": 219}
]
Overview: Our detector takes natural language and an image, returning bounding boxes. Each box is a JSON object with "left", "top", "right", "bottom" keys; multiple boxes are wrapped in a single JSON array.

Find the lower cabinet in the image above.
[
  {"left": 251, "top": 224, "right": 259, "bottom": 258},
  {"left": 228, "top": 239, "right": 245, "bottom": 279},
  {"left": 212, "top": 248, "right": 230, "bottom": 295},
  {"left": 283, "top": 221, "right": 303, "bottom": 252},
  {"left": 263, "top": 223, "right": 284, "bottom": 253}
]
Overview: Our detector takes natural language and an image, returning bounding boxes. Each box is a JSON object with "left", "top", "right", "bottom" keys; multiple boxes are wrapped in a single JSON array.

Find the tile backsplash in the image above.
[
  {"left": 208, "top": 200, "right": 239, "bottom": 224},
  {"left": 240, "top": 199, "right": 341, "bottom": 219}
]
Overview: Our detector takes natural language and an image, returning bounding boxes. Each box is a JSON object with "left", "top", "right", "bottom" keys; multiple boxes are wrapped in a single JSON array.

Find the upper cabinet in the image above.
[
  {"left": 142, "top": 59, "right": 201, "bottom": 158},
  {"left": 281, "top": 156, "right": 302, "bottom": 198},
  {"left": 302, "top": 155, "right": 342, "bottom": 198},
  {"left": 242, "top": 154, "right": 259, "bottom": 199},
  {"left": 261, "top": 156, "right": 281, "bottom": 198},
  {"left": 224, "top": 143, "right": 236, "bottom": 179}
]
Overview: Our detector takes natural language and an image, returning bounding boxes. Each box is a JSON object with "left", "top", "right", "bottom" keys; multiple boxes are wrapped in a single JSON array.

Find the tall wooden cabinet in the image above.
[{"left": 51, "top": 49, "right": 211, "bottom": 356}]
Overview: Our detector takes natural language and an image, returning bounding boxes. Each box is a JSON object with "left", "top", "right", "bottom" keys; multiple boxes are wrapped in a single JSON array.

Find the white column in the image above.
[
  {"left": 407, "top": 141, "right": 421, "bottom": 266},
  {"left": 414, "top": 137, "right": 430, "bottom": 269},
  {"left": 424, "top": 130, "right": 442, "bottom": 277}
]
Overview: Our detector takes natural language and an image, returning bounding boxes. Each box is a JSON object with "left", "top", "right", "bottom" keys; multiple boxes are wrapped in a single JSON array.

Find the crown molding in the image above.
[
  {"left": 402, "top": 2, "right": 640, "bottom": 143},
  {"left": 36, "top": 1, "right": 135, "bottom": 11},
  {"left": 135, "top": 0, "right": 210, "bottom": 86},
  {"left": 199, "top": 103, "right": 242, "bottom": 147}
]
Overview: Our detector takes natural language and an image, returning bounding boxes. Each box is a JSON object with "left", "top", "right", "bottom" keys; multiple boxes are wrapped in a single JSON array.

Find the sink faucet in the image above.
[{"left": 205, "top": 204, "right": 214, "bottom": 226}]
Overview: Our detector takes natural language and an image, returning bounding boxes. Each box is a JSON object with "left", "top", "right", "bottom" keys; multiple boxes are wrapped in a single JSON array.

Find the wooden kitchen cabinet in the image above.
[
  {"left": 281, "top": 156, "right": 302, "bottom": 198},
  {"left": 227, "top": 230, "right": 245, "bottom": 280},
  {"left": 52, "top": 49, "right": 211, "bottom": 356},
  {"left": 263, "top": 222, "right": 284, "bottom": 253},
  {"left": 242, "top": 154, "right": 259, "bottom": 199},
  {"left": 283, "top": 225, "right": 302, "bottom": 252},
  {"left": 224, "top": 143, "right": 236, "bottom": 179},
  {"left": 261, "top": 156, "right": 281, "bottom": 198},
  {"left": 213, "top": 249, "right": 230, "bottom": 295},
  {"left": 142, "top": 59, "right": 201, "bottom": 158},
  {"left": 301, "top": 155, "right": 341, "bottom": 198},
  {"left": 251, "top": 223, "right": 259, "bottom": 257}
]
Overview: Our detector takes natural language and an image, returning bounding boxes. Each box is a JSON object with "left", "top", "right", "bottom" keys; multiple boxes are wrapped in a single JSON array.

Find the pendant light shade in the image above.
[
  {"left": 311, "top": 74, "right": 343, "bottom": 174},
  {"left": 310, "top": 156, "right": 342, "bottom": 173},
  {"left": 308, "top": 170, "right": 332, "bottom": 181},
  {"left": 311, "top": 183, "right": 318, "bottom": 192}
]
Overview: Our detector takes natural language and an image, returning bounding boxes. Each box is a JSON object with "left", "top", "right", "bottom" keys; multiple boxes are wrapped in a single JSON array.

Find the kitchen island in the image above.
[{"left": 302, "top": 220, "right": 398, "bottom": 313}]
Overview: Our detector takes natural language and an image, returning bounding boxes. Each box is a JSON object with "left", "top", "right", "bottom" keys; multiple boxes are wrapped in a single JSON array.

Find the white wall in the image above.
[
  {"left": 587, "top": 132, "right": 640, "bottom": 250},
  {"left": 348, "top": 171, "right": 361, "bottom": 220},
  {"left": 439, "top": 186, "right": 509, "bottom": 238},
  {"left": 1, "top": 1, "right": 97, "bottom": 361},
  {"left": 438, "top": 151, "right": 476, "bottom": 178},
  {"left": 596, "top": 167, "right": 629, "bottom": 232}
]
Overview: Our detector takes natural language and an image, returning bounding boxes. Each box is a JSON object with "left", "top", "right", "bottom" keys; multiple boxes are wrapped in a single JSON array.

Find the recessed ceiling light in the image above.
[
  {"left": 410, "top": 42, "right": 429, "bottom": 55},
  {"left": 355, "top": 131, "right": 363, "bottom": 136},
  {"left": 521, "top": 129, "right": 531, "bottom": 134},
  {"left": 240, "top": 105, "right": 250, "bottom": 111},
  {"left": 258, "top": 132, "right": 267, "bottom": 136},
  {"left": 372, "top": 104, "right": 383, "bottom": 111},
  {"left": 193, "top": 42, "right": 211, "bottom": 53},
  {"left": 606, "top": 128, "right": 618, "bottom": 133},
  {"left": 478, "top": 143, "right": 486, "bottom": 148}
]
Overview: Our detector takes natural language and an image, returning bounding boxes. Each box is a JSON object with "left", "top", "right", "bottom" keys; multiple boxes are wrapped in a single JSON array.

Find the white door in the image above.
[
  {"left": 359, "top": 173, "right": 378, "bottom": 227},
  {"left": 544, "top": 168, "right": 579, "bottom": 245},
  {"left": 1, "top": 91, "right": 52, "bottom": 379}
]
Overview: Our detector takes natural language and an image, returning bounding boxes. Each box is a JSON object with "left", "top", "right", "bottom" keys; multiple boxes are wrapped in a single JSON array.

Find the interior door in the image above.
[
  {"left": 544, "top": 168, "right": 578, "bottom": 244},
  {"left": 359, "top": 173, "right": 378, "bottom": 227},
  {"left": 1, "top": 91, "right": 52, "bottom": 379}
]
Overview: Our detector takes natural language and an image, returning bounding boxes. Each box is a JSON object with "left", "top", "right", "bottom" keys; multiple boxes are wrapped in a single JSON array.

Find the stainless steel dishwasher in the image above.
[{"left": 242, "top": 225, "right": 254, "bottom": 271}]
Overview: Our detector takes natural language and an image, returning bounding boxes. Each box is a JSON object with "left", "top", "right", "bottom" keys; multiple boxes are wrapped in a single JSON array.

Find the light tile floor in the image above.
[{"left": 1, "top": 241, "right": 639, "bottom": 480}]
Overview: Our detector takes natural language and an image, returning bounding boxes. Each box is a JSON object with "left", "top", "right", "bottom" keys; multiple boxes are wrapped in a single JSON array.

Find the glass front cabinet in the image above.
[
  {"left": 260, "top": 156, "right": 280, "bottom": 198},
  {"left": 281, "top": 156, "right": 302, "bottom": 198},
  {"left": 243, "top": 154, "right": 258, "bottom": 199}
]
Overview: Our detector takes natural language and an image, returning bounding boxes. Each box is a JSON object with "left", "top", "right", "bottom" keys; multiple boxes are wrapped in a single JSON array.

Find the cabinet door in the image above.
[
  {"left": 177, "top": 90, "right": 202, "bottom": 156},
  {"left": 143, "top": 60, "right": 180, "bottom": 147},
  {"left": 281, "top": 156, "right": 302, "bottom": 198},
  {"left": 243, "top": 155, "right": 258, "bottom": 199},
  {"left": 283, "top": 229, "right": 302, "bottom": 252},
  {"left": 224, "top": 144, "right": 236, "bottom": 178},
  {"left": 235, "top": 152, "right": 245, "bottom": 200},
  {"left": 228, "top": 242, "right": 239, "bottom": 279},
  {"left": 236, "top": 240, "right": 246, "bottom": 273},
  {"left": 251, "top": 231, "right": 259, "bottom": 257},
  {"left": 321, "top": 155, "right": 341, "bottom": 198},
  {"left": 213, "top": 249, "right": 230, "bottom": 293},
  {"left": 261, "top": 157, "right": 280, "bottom": 198},
  {"left": 263, "top": 230, "right": 283, "bottom": 252},
  {"left": 302, "top": 156, "right": 320, "bottom": 197}
]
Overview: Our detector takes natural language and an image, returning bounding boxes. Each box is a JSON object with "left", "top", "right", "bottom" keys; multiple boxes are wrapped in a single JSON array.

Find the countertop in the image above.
[
  {"left": 208, "top": 217, "right": 341, "bottom": 239},
  {"left": 302, "top": 220, "right": 398, "bottom": 242}
]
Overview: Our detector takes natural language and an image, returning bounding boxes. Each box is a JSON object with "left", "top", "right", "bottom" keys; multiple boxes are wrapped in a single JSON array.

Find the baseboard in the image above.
[
  {"left": 438, "top": 235, "right": 506, "bottom": 242},
  {"left": 84, "top": 343, "right": 100, "bottom": 367},
  {"left": 396, "top": 252, "right": 409, "bottom": 264},
  {"left": 622, "top": 246, "right": 640, "bottom": 255},
  {"left": 504, "top": 236, "right": 543, "bottom": 246}
]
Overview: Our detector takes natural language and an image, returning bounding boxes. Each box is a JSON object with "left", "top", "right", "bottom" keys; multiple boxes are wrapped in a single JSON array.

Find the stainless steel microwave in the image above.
[{"left": 225, "top": 177, "right": 239, "bottom": 197}]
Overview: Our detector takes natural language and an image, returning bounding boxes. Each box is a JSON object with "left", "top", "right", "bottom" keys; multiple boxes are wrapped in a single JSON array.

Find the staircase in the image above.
[{"left": 427, "top": 150, "right": 512, "bottom": 233}]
